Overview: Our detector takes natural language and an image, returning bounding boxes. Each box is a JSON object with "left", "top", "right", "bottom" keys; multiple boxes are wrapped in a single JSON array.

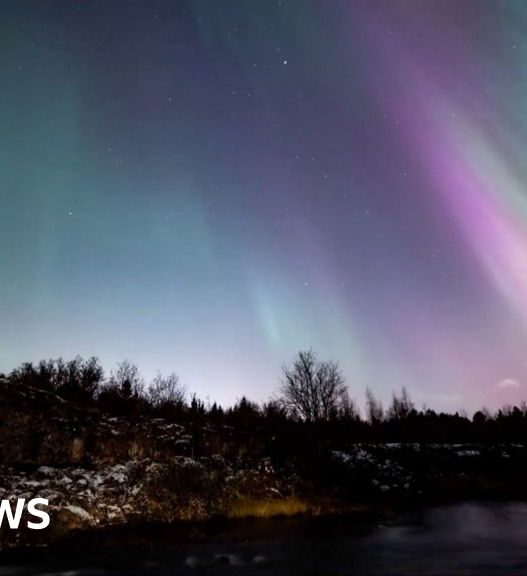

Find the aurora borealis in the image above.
[{"left": 2, "top": 0, "right": 527, "bottom": 412}]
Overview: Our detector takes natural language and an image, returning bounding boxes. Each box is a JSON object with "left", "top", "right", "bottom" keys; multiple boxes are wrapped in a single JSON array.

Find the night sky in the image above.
[{"left": 2, "top": 0, "right": 527, "bottom": 413}]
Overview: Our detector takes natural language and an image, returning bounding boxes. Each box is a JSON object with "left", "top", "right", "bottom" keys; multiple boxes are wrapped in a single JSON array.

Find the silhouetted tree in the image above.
[
  {"left": 227, "top": 396, "right": 260, "bottom": 427},
  {"left": 473, "top": 410, "right": 487, "bottom": 426},
  {"left": 208, "top": 401, "right": 224, "bottom": 424},
  {"left": 189, "top": 394, "right": 206, "bottom": 417},
  {"left": 8, "top": 356, "right": 103, "bottom": 404},
  {"left": 279, "top": 350, "right": 347, "bottom": 423},
  {"left": 387, "top": 386, "right": 414, "bottom": 420},
  {"left": 365, "top": 387, "right": 384, "bottom": 424},
  {"left": 148, "top": 372, "right": 186, "bottom": 409},
  {"left": 56, "top": 356, "right": 104, "bottom": 404},
  {"left": 108, "top": 360, "right": 143, "bottom": 399},
  {"left": 338, "top": 390, "right": 360, "bottom": 421},
  {"left": 9, "top": 353, "right": 527, "bottom": 446},
  {"left": 97, "top": 360, "right": 145, "bottom": 414},
  {"left": 9, "top": 361, "right": 51, "bottom": 391},
  {"left": 263, "top": 399, "right": 288, "bottom": 421}
]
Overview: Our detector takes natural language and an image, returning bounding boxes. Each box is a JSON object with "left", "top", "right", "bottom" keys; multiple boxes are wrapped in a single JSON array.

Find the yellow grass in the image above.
[{"left": 228, "top": 497, "right": 311, "bottom": 518}]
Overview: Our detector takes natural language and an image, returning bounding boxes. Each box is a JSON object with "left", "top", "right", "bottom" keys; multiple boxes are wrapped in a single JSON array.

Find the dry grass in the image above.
[
  {"left": 227, "top": 497, "right": 311, "bottom": 518},
  {"left": 227, "top": 496, "right": 359, "bottom": 519}
]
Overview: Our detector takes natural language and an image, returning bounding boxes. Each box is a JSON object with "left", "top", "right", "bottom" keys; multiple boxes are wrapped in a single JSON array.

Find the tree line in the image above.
[{"left": 2, "top": 350, "right": 527, "bottom": 443}]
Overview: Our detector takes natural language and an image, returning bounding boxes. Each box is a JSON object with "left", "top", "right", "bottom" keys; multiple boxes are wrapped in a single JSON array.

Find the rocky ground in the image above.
[
  {"left": 0, "top": 378, "right": 526, "bottom": 550},
  {"left": 0, "top": 456, "right": 302, "bottom": 549},
  {"left": 330, "top": 442, "right": 527, "bottom": 503},
  {"left": 0, "top": 379, "right": 302, "bottom": 549}
]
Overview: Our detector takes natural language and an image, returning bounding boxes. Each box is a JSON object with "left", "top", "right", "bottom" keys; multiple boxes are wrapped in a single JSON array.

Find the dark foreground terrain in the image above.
[
  {"left": 2, "top": 502, "right": 527, "bottom": 575},
  {"left": 1, "top": 378, "right": 527, "bottom": 552}
]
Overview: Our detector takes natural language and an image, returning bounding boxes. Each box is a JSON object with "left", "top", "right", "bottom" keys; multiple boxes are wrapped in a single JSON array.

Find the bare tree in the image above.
[
  {"left": 365, "top": 387, "right": 384, "bottom": 424},
  {"left": 108, "top": 360, "right": 144, "bottom": 399},
  {"left": 9, "top": 356, "right": 104, "bottom": 404},
  {"left": 148, "top": 372, "right": 186, "bottom": 408},
  {"left": 339, "top": 389, "right": 360, "bottom": 420},
  {"left": 387, "top": 386, "right": 414, "bottom": 420},
  {"left": 59, "top": 356, "right": 104, "bottom": 403},
  {"left": 279, "top": 350, "right": 348, "bottom": 422}
]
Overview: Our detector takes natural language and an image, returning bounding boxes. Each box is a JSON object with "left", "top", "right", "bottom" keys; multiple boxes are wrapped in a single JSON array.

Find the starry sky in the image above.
[{"left": 2, "top": 0, "right": 527, "bottom": 413}]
